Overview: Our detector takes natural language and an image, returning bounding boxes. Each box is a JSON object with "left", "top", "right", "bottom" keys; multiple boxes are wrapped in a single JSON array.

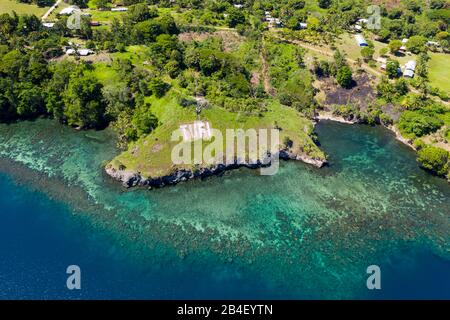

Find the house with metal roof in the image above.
[
  {"left": 357, "top": 18, "right": 368, "bottom": 24},
  {"left": 355, "top": 34, "right": 368, "bottom": 46},
  {"left": 404, "top": 69, "right": 414, "bottom": 77},
  {"left": 111, "top": 7, "right": 128, "bottom": 12},
  {"left": 403, "top": 60, "right": 416, "bottom": 78},
  {"left": 405, "top": 60, "right": 416, "bottom": 70},
  {"left": 59, "top": 6, "right": 79, "bottom": 15},
  {"left": 426, "top": 41, "right": 440, "bottom": 47}
]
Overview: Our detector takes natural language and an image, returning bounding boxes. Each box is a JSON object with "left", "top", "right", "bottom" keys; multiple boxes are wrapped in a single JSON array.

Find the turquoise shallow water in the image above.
[{"left": 0, "top": 119, "right": 448, "bottom": 299}]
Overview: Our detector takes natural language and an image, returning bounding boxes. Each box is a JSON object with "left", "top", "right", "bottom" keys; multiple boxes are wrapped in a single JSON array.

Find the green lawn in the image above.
[
  {"left": 337, "top": 33, "right": 388, "bottom": 62},
  {"left": 86, "top": 9, "right": 127, "bottom": 23},
  {"left": 112, "top": 45, "right": 149, "bottom": 64},
  {"left": 336, "top": 33, "right": 417, "bottom": 65},
  {"left": 336, "top": 33, "right": 366, "bottom": 61},
  {"left": 90, "top": 63, "right": 120, "bottom": 86},
  {"left": 84, "top": 45, "right": 150, "bottom": 86},
  {"left": 109, "top": 91, "right": 324, "bottom": 179},
  {"left": 0, "top": 0, "right": 50, "bottom": 16},
  {"left": 428, "top": 52, "right": 450, "bottom": 94}
]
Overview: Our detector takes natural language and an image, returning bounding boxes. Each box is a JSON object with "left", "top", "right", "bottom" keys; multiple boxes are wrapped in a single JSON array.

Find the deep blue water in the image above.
[
  {"left": 0, "top": 172, "right": 281, "bottom": 299},
  {"left": 0, "top": 120, "right": 448, "bottom": 299},
  {"left": 1, "top": 172, "right": 449, "bottom": 299}
]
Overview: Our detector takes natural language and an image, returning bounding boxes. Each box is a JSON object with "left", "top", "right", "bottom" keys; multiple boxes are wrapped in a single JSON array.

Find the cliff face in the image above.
[{"left": 105, "top": 150, "right": 327, "bottom": 189}]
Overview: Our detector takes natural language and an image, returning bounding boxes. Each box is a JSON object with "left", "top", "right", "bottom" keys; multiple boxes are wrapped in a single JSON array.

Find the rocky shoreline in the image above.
[
  {"left": 385, "top": 125, "right": 416, "bottom": 150},
  {"left": 105, "top": 150, "right": 327, "bottom": 189},
  {"left": 316, "top": 111, "right": 417, "bottom": 150},
  {"left": 315, "top": 112, "right": 358, "bottom": 124},
  {"left": 106, "top": 112, "right": 425, "bottom": 189}
]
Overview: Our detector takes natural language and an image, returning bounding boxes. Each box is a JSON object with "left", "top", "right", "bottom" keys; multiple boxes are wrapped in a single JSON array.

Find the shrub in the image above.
[
  {"left": 148, "top": 78, "right": 170, "bottom": 98},
  {"left": 283, "top": 136, "right": 293, "bottom": 148},
  {"left": 388, "top": 40, "right": 402, "bottom": 54},
  {"left": 361, "top": 47, "right": 374, "bottom": 61},
  {"left": 380, "top": 113, "right": 393, "bottom": 126},
  {"left": 417, "top": 146, "right": 449, "bottom": 176},
  {"left": 336, "top": 66, "right": 353, "bottom": 88},
  {"left": 386, "top": 60, "right": 400, "bottom": 78},
  {"left": 332, "top": 104, "right": 358, "bottom": 119},
  {"left": 398, "top": 110, "right": 444, "bottom": 137},
  {"left": 406, "top": 35, "right": 427, "bottom": 54}
]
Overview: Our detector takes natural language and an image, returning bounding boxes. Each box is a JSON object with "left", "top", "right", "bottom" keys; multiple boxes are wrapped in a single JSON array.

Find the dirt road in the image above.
[{"left": 42, "top": 0, "right": 62, "bottom": 21}]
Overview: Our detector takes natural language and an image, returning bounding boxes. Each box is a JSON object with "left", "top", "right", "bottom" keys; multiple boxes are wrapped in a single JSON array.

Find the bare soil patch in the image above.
[
  {"left": 381, "top": 103, "right": 403, "bottom": 122},
  {"left": 319, "top": 73, "right": 376, "bottom": 111}
]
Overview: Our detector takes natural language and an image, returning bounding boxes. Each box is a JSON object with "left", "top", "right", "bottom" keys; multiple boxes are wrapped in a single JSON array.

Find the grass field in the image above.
[
  {"left": 428, "top": 52, "right": 450, "bottom": 94},
  {"left": 112, "top": 45, "right": 149, "bottom": 64},
  {"left": 90, "top": 62, "right": 120, "bottom": 86},
  {"left": 109, "top": 91, "right": 324, "bottom": 178},
  {"left": 334, "top": 32, "right": 450, "bottom": 93},
  {"left": 86, "top": 9, "right": 127, "bottom": 23},
  {"left": 336, "top": 33, "right": 387, "bottom": 61},
  {"left": 336, "top": 33, "right": 419, "bottom": 66},
  {"left": 0, "top": 0, "right": 50, "bottom": 16}
]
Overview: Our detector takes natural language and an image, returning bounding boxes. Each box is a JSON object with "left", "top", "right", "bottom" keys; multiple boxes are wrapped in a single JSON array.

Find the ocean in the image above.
[{"left": 0, "top": 119, "right": 448, "bottom": 299}]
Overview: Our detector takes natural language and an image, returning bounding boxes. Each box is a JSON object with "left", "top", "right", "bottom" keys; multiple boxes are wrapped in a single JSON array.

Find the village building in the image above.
[
  {"left": 273, "top": 18, "right": 282, "bottom": 27},
  {"left": 355, "top": 34, "right": 368, "bottom": 46},
  {"left": 111, "top": 7, "right": 128, "bottom": 12},
  {"left": 66, "top": 48, "right": 94, "bottom": 56},
  {"left": 403, "top": 60, "right": 416, "bottom": 78},
  {"left": 357, "top": 18, "right": 368, "bottom": 24},
  {"left": 265, "top": 14, "right": 282, "bottom": 28},
  {"left": 426, "top": 41, "right": 440, "bottom": 47},
  {"left": 78, "top": 49, "right": 94, "bottom": 56},
  {"left": 59, "top": 6, "right": 79, "bottom": 16},
  {"left": 376, "top": 57, "right": 387, "bottom": 70},
  {"left": 399, "top": 38, "right": 408, "bottom": 53},
  {"left": 352, "top": 18, "right": 368, "bottom": 32}
]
